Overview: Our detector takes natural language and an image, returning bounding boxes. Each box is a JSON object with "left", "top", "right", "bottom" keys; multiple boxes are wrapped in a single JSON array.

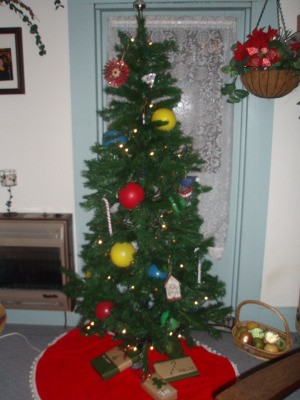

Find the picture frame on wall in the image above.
[{"left": 0, "top": 27, "right": 25, "bottom": 94}]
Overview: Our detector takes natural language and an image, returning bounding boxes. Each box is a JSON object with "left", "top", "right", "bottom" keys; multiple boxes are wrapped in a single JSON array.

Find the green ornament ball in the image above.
[
  {"left": 163, "top": 336, "right": 184, "bottom": 358},
  {"left": 160, "top": 311, "right": 179, "bottom": 331}
]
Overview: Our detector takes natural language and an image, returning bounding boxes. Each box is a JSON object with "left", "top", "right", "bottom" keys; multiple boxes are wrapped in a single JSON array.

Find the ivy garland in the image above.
[{"left": 0, "top": 0, "right": 64, "bottom": 55}]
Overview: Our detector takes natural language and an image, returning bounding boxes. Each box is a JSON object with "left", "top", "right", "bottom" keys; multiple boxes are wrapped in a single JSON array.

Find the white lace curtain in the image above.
[{"left": 108, "top": 16, "right": 236, "bottom": 259}]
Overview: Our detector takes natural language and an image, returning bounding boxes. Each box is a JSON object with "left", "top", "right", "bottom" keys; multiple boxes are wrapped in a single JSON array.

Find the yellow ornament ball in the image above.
[
  {"left": 110, "top": 242, "right": 135, "bottom": 268},
  {"left": 151, "top": 108, "right": 176, "bottom": 131}
]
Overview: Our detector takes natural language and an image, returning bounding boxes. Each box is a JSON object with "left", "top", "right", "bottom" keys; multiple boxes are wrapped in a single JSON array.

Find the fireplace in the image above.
[{"left": 0, "top": 213, "right": 74, "bottom": 311}]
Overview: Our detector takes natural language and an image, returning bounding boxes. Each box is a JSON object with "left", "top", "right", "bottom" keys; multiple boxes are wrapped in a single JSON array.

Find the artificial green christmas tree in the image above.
[{"left": 65, "top": 1, "right": 231, "bottom": 375}]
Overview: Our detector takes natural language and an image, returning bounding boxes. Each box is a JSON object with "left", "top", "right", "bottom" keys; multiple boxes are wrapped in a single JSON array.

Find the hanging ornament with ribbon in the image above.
[
  {"left": 165, "top": 274, "right": 182, "bottom": 301},
  {"left": 164, "top": 259, "right": 181, "bottom": 301},
  {"left": 178, "top": 177, "right": 195, "bottom": 204}
]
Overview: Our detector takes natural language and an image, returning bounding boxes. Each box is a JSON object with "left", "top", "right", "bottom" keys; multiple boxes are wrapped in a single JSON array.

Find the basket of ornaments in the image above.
[{"left": 232, "top": 300, "right": 292, "bottom": 360}]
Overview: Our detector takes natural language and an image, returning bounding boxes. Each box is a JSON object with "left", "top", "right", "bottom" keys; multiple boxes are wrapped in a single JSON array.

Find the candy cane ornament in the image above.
[
  {"left": 102, "top": 197, "right": 113, "bottom": 237},
  {"left": 197, "top": 259, "right": 202, "bottom": 285}
]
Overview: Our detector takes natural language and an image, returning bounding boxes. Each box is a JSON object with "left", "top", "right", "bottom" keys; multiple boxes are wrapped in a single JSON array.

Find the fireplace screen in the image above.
[
  {"left": 0, "top": 213, "right": 74, "bottom": 311},
  {"left": 0, "top": 246, "right": 63, "bottom": 290}
]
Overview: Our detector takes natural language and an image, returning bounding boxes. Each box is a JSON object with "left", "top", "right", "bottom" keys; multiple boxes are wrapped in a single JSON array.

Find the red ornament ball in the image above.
[
  {"left": 104, "top": 59, "right": 130, "bottom": 87},
  {"left": 119, "top": 182, "right": 145, "bottom": 209},
  {"left": 95, "top": 301, "right": 114, "bottom": 320}
]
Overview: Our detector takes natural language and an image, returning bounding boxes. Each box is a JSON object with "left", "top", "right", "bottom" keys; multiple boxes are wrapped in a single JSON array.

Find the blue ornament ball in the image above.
[
  {"left": 102, "top": 130, "right": 127, "bottom": 147},
  {"left": 147, "top": 263, "right": 168, "bottom": 280}
]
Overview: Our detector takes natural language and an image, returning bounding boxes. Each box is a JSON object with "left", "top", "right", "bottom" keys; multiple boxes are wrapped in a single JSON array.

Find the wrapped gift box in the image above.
[
  {"left": 153, "top": 356, "right": 199, "bottom": 382},
  {"left": 141, "top": 373, "right": 177, "bottom": 400},
  {"left": 91, "top": 346, "right": 140, "bottom": 380}
]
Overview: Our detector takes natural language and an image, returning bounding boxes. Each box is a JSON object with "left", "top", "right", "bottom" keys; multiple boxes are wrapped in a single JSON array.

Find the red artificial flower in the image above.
[
  {"left": 248, "top": 47, "right": 279, "bottom": 67},
  {"left": 104, "top": 59, "right": 130, "bottom": 87},
  {"left": 233, "top": 41, "right": 250, "bottom": 62},
  {"left": 246, "top": 26, "right": 278, "bottom": 48},
  {"left": 233, "top": 26, "right": 280, "bottom": 68}
]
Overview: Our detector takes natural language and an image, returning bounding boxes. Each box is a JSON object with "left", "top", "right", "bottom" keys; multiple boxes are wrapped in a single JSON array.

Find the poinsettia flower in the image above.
[
  {"left": 233, "top": 26, "right": 280, "bottom": 67},
  {"left": 247, "top": 47, "right": 259, "bottom": 56},
  {"left": 247, "top": 47, "right": 280, "bottom": 67},
  {"left": 233, "top": 41, "right": 250, "bottom": 62},
  {"left": 246, "top": 26, "right": 278, "bottom": 48}
]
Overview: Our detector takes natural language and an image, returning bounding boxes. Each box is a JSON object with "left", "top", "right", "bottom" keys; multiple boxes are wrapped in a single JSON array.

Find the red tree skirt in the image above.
[{"left": 32, "top": 328, "right": 237, "bottom": 400}]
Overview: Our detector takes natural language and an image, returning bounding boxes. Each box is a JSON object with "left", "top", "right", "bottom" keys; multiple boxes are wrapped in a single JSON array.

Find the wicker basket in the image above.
[
  {"left": 0, "top": 303, "right": 6, "bottom": 335},
  {"left": 241, "top": 69, "right": 300, "bottom": 99},
  {"left": 232, "top": 300, "right": 292, "bottom": 360}
]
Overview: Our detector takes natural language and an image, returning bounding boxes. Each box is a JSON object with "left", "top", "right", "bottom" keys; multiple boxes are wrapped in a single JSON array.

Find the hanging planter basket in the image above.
[
  {"left": 241, "top": 69, "right": 300, "bottom": 99},
  {"left": 221, "top": 0, "right": 300, "bottom": 108}
]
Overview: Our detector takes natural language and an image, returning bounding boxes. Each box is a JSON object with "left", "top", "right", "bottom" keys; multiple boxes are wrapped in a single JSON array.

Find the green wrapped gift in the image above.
[{"left": 91, "top": 346, "right": 140, "bottom": 380}]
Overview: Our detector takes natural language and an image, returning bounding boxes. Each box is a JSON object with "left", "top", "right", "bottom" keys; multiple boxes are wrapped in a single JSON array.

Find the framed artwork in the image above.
[{"left": 0, "top": 27, "right": 25, "bottom": 94}]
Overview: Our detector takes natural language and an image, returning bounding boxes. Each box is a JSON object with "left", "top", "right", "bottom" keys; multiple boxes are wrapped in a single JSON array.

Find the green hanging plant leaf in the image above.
[
  {"left": 292, "top": 59, "right": 300, "bottom": 70},
  {"left": 234, "top": 89, "right": 249, "bottom": 99},
  {"left": 227, "top": 96, "right": 242, "bottom": 104},
  {"left": 3, "top": 1, "right": 64, "bottom": 55},
  {"left": 30, "top": 24, "right": 38, "bottom": 34},
  {"left": 220, "top": 83, "right": 236, "bottom": 95},
  {"left": 54, "top": 0, "right": 64, "bottom": 8},
  {"left": 221, "top": 65, "right": 232, "bottom": 74}
]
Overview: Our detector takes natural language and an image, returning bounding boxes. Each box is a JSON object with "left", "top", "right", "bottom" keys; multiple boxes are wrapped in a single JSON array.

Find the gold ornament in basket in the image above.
[{"left": 232, "top": 300, "right": 292, "bottom": 360}]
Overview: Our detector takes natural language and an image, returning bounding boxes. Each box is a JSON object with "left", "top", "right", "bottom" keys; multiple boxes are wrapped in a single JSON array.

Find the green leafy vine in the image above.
[{"left": 0, "top": 0, "right": 64, "bottom": 55}]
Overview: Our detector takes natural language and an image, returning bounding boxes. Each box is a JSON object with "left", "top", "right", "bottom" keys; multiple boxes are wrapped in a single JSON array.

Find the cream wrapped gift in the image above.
[
  {"left": 153, "top": 356, "right": 199, "bottom": 382},
  {"left": 141, "top": 373, "right": 177, "bottom": 399}
]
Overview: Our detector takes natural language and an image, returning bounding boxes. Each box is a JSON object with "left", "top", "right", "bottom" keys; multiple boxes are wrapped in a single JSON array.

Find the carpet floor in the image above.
[{"left": 1, "top": 324, "right": 299, "bottom": 400}]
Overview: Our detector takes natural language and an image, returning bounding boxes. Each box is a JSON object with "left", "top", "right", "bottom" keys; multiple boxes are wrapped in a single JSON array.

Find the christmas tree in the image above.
[{"left": 65, "top": 1, "right": 231, "bottom": 374}]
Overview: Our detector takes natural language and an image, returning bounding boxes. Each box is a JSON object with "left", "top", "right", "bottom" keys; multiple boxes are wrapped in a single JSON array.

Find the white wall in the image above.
[
  {"left": 0, "top": 1, "right": 75, "bottom": 217},
  {"left": 261, "top": 0, "right": 300, "bottom": 308},
  {"left": 0, "top": 0, "right": 299, "bottom": 317}
]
